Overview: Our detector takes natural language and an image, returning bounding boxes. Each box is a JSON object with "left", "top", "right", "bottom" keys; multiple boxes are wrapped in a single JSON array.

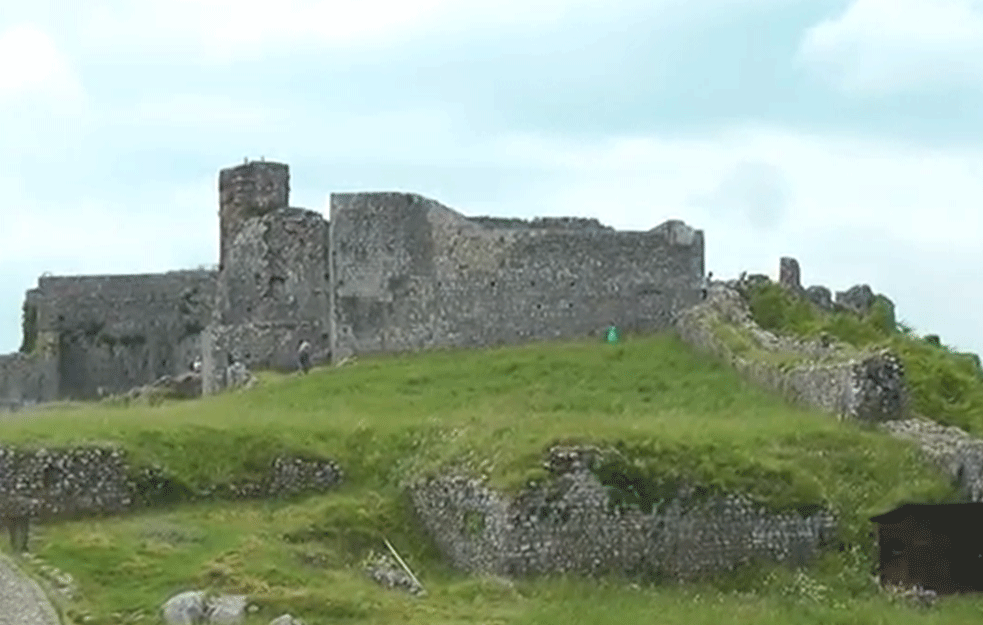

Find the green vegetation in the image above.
[
  {"left": 0, "top": 333, "right": 976, "bottom": 623},
  {"left": 746, "top": 282, "right": 983, "bottom": 434}
]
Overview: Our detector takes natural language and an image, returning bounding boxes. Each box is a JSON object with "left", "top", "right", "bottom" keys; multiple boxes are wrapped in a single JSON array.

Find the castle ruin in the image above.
[{"left": 0, "top": 160, "right": 705, "bottom": 404}]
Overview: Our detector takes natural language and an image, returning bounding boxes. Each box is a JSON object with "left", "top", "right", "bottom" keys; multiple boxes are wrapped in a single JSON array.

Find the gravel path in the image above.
[{"left": 0, "top": 551, "right": 61, "bottom": 625}]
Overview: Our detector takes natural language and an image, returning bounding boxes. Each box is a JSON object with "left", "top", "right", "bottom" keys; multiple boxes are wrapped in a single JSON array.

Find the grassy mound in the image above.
[
  {"left": 747, "top": 283, "right": 983, "bottom": 434},
  {"left": 0, "top": 332, "right": 970, "bottom": 622}
]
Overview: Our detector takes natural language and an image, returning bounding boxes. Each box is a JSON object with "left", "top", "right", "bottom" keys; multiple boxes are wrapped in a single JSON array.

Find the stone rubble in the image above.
[
  {"left": 364, "top": 553, "right": 426, "bottom": 596},
  {"left": 161, "top": 590, "right": 249, "bottom": 625}
]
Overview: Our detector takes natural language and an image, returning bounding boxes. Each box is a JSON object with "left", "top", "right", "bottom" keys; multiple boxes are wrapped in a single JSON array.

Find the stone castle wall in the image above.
[
  {"left": 25, "top": 271, "right": 217, "bottom": 400},
  {"left": 329, "top": 193, "right": 703, "bottom": 361},
  {"left": 409, "top": 447, "right": 836, "bottom": 580},
  {"left": 1, "top": 161, "right": 704, "bottom": 401}
]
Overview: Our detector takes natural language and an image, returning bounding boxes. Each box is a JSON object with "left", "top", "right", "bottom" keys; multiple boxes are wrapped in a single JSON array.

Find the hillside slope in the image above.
[{"left": 0, "top": 330, "right": 973, "bottom": 623}]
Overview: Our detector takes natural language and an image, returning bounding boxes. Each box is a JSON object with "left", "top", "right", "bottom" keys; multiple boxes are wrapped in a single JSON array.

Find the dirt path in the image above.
[{"left": 0, "top": 551, "right": 60, "bottom": 625}]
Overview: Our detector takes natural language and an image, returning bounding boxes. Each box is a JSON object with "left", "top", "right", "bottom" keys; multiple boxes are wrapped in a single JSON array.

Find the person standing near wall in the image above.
[
  {"left": 701, "top": 271, "right": 713, "bottom": 300},
  {"left": 297, "top": 340, "right": 312, "bottom": 374}
]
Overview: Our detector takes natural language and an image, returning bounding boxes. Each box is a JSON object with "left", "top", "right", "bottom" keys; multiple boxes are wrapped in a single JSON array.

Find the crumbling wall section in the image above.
[
  {"left": 881, "top": 418, "right": 983, "bottom": 502},
  {"left": 409, "top": 447, "right": 835, "bottom": 580},
  {"left": 0, "top": 446, "right": 131, "bottom": 519},
  {"left": 0, "top": 445, "right": 343, "bottom": 522},
  {"left": 203, "top": 207, "right": 330, "bottom": 392},
  {"left": 218, "top": 160, "right": 290, "bottom": 271},
  {"left": 674, "top": 287, "right": 908, "bottom": 422},
  {"left": 0, "top": 349, "right": 59, "bottom": 409},
  {"left": 25, "top": 271, "right": 217, "bottom": 400},
  {"left": 330, "top": 193, "right": 703, "bottom": 361}
]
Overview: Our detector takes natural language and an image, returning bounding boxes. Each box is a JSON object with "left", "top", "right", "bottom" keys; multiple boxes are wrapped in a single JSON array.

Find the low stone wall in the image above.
[
  {"left": 0, "top": 446, "right": 131, "bottom": 519},
  {"left": 674, "top": 287, "right": 908, "bottom": 422},
  {"left": 409, "top": 447, "right": 836, "bottom": 581},
  {"left": 880, "top": 418, "right": 983, "bottom": 501},
  {"left": 0, "top": 445, "right": 343, "bottom": 522}
]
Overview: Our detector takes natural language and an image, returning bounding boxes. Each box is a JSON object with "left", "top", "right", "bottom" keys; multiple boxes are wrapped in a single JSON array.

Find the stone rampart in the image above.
[
  {"left": 26, "top": 270, "right": 217, "bottom": 399},
  {"left": 329, "top": 193, "right": 703, "bottom": 361},
  {"left": 409, "top": 447, "right": 835, "bottom": 580},
  {"left": 674, "top": 286, "right": 908, "bottom": 422}
]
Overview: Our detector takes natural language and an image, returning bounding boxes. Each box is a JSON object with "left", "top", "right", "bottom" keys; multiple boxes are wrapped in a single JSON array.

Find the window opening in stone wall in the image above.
[
  {"left": 490, "top": 280, "right": 496, "bottom": 288},
  {"left": 569, "top": 280, "right": 576, "bottom": 287},
  {"left": 530, "top": 280, "right": 536, "bottom": 287}
]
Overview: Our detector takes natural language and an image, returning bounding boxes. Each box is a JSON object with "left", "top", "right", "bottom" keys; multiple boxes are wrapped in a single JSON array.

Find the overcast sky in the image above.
[{"left": 1, "top": 0, "right": 981, "bottom": 356}]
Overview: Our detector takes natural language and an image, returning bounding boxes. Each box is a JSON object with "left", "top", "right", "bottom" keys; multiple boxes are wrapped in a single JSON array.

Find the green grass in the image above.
[
  {"left": 746, "top": 283, "right": 983, "bottom": 434},
  {"left": 17, "top": 496, "right": 983, "bottom": 624},
  {"left": 0, "top": 333, "right": 970, "bottom": 623}
]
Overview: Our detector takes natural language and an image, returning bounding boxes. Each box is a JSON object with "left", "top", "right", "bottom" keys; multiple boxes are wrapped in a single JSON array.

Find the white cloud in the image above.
[
  {"left": 798, "top": 0, "right": 983, "bottom": 95},
  {"left": 75, "top": 0, "right": 609, "bottom": 62},
  {"left": 0, "top": 24, "right": 82, "bottom": 104}
]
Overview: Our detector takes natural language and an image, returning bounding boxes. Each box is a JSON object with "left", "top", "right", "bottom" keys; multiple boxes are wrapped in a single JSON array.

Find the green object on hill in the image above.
[{"left": 606, "top": 326, "right": 619, "bottom": 344}]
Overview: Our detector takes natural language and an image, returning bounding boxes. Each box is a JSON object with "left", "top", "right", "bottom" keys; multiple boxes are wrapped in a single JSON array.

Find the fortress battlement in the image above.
[{"left": 1, "top": 161, "right": 704, "bottom": 403}]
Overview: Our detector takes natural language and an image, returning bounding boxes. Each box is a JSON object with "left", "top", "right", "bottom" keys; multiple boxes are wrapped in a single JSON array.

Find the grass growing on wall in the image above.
[
  {"left": 746, "top": 282, "right": 983, "bottom": 434},
  {"left": 0, "top": 333, "right": 967, "bottom": 623}
]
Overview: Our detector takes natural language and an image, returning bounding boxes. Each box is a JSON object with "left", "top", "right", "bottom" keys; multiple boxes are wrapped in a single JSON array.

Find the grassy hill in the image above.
[{"left": 1, "top": 331, "right": 980, "bottom": 624}]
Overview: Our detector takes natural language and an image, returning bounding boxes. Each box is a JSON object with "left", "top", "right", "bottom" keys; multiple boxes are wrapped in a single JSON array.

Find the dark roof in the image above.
[{"left": 870, "top": 503, "right": 983, "bottom": 524}]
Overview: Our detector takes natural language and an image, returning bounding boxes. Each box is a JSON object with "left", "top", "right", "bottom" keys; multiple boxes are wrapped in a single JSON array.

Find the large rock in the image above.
[
  {"left": 269, "top": 616, "right": 305, "bottom": 625},
  {"left": 161, "top": 590, "right": 248, "bottom": 624},
  {"left": 162, "top": 591, "right": 206, "bottom": 624},
  {"left": 805, "top": 285, "right": 834, "bottom": 311},
  {"left": 151, "top": 372, "right": 203, "bottom": 399},
  {"left": 835, "top": 284, "right": 876, "bottom": 315},
  {"left": 207, "top": 594, "right": 247, "bottom": 624}
]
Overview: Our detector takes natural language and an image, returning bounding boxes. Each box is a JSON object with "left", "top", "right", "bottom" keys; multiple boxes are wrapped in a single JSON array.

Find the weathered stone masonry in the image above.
[
  {"left": 1, "top": 159, "right": 704, "bottom": 402},
  {"left": 409, "top": 447, "right": 836, "bottom": 580},
  {"left": 0, "top": 443, "right": 343, "bottom": 550},
  {"left": 329, "top": 194, "right": 703, "bottom": 361}
]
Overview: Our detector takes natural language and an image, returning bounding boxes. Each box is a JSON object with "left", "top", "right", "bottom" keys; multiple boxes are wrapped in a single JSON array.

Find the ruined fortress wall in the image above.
[
  {"left": 674, "top": 288, "right": 908, "bottom": 422},
  {"left": 219, "top": 161, "right": 290, "bottom": 271},
  {"left": 216, "top": 208, "right": 329, "bottom": 327},
  {"left": 0, "top": 352, "right": 58, "bottom": 407},
  {"left": 203, "top": 207, "right": 331, "bottom": 385},
  {"left": 31, "top": 271, "right": 216, "bottom": 399},
  {"left": 410, "top": 460, "right": 835, "bottom": 580},
  {"left": 329, "top": 193, "right": 703, "bottom": 360}
]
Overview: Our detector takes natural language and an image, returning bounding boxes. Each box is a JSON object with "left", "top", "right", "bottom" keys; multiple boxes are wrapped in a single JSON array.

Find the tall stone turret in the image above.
[{"left": 218, "top": 160, "right": 290, "bottom": 271}]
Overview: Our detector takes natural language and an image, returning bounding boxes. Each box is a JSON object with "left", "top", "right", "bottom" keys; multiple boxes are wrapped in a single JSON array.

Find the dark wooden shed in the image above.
[{"left": 870, "top": 503, "right": 983, "bottom": 594}]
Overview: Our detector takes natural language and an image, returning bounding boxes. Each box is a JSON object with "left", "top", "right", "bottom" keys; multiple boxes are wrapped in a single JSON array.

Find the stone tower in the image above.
[{"left": 218, "top": 160, "right": 290, "bottom": 271}]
